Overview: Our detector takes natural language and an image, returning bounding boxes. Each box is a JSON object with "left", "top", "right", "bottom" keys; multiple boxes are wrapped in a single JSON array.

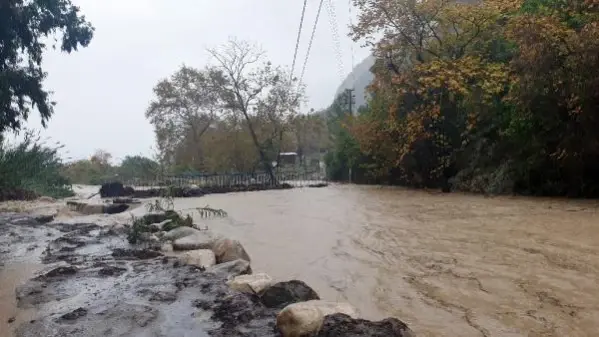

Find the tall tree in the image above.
[
  {"left": 146, "top": 66, "right": 222, "bottom": 168},
  {"left": 291, "top": 113, "right": 328, "bottom": 165},
  {"left": 206, "top": 38, "right": 302, "bottom": 182},
  {"left": 118, "top": 155, "right": 159, "bottom": 182},
  {"left": 90, "top": 149, "right": 112, "bottom": 167},
  {"left": 0, "top": 0, "right": 94, "bottom": 133}
]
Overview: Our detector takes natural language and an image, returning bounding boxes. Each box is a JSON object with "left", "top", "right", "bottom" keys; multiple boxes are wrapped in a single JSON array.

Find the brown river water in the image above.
[
  {"left": 178, "top": 184, "right": 599, "bottom": 337},
  {"left": 1, "top": 184, "right": 599, "bottom": 336}
]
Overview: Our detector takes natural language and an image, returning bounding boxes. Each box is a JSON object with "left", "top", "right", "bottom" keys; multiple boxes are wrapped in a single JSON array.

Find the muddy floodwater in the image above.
[
  {"left": 173, "top": 184, "right": 599, "bottom": 337},
  {"left": 0, "top": 184, "right": 598, "bottom": 336}
]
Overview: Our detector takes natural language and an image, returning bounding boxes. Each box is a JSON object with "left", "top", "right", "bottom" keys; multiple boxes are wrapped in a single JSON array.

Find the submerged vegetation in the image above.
[{"left": 127, "top": 187, "right": 227, "bottom": 244}]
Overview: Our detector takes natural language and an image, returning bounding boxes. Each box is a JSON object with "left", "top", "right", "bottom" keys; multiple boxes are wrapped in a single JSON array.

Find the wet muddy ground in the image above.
[{"left": 0, "top": 212, "right": 283, "bottom": 337}]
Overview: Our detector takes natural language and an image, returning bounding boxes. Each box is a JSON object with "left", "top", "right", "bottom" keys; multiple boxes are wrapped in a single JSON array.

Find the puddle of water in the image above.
[{"left": 0, "top": 263, "right": 43, "bottom": 337}]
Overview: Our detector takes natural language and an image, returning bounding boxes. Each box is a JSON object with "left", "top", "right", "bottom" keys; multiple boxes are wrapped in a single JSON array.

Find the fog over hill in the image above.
[{"left": 333, "top": 55, "right": 376, "bottom": 114}]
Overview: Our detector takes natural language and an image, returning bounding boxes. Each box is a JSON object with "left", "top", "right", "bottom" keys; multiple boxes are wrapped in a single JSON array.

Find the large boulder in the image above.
[
  {"left": 99, "top": 182, "right": 132, "bottom": 198},
  {"left": 178, "top": 249, "right": 216, "bottom": 268},
  {"left": 316, "top": 313, "right": 414, "bottom": 337},
  {"left": 276, "top": 300, "right": 358, "bottom": 337},
  {"left": 212, "top": 238, "right": 251, "bottom": 264},
  {"left": 259, "top": 280, "right": 320, "bottom": 308},
  {"left": 172, "top": 231, "right": 217, "bottom": 251},
  {"left": 227, "top": 273, "right": 273, "bottom": 294}
]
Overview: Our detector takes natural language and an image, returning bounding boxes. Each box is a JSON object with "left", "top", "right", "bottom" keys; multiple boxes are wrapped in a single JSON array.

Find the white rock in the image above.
[
  {"left": 212, "top": 238, "right": 250, "bottom": 263},
  {"left": 163, "top": 227, "right": 202, "bottom": 241},
  {"left": 178, "top": 249, "right": 216, "bottom": 268},
  {"left": 161, "top": 243, "right": 174, "bottom": 252},
  {"left": 227, "top": 273, "right": 273, "bottom": 294},
  {"left": 173, "top": 232, "right": 216, "bottom": 251},
  {"left": 276, "top": 300, "right": 359, "bottom": 337}
]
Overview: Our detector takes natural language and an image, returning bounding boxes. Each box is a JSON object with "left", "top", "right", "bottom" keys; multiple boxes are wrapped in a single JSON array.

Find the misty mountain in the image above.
[{"left": 333, "top": 55, "right": 376, "bottom": 114}]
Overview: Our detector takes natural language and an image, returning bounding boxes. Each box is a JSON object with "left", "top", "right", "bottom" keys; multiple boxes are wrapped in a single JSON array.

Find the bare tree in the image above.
[
  {"left": 90, "top": 149, "right": 112, "bottom": 167},
  {"left": 206, "top": 38, "right": 303, "bottom": 183}
]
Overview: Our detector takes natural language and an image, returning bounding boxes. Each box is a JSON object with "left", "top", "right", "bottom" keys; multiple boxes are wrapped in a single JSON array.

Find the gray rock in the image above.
[
  {"left": 178, "top": 249, "right": 216, "bottom": 268},
  {"left": 316, "top": 313, "right": 414, "bottom": 337},
  {"left": 172, "top": 231, "right": 216, "bottom": 251},
  {"left": 212, "top": 238, "right": 250, "bottom": 263},
  {"left": 227, "top": 273, "right": 273, "bottom": 294},
  {"left": 259, "top": 280, "right": 320, "bottom": 309},
  {"left": 163, "top": 227, "right": 202, "bottom": 241},
  {"left": 206, "top": 259, "right": 252, "bottom": 278}
]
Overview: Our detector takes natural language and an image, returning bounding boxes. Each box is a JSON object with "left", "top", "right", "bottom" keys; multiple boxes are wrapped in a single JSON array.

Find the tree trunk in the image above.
[{"left": 242, "top": 114, "right": 278, "bottom": 184}]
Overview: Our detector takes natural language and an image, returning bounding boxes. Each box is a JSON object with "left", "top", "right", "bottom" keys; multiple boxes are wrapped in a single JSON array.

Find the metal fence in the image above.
[{"left": 118, "top": 169, "right": 327, "bottom": 190}]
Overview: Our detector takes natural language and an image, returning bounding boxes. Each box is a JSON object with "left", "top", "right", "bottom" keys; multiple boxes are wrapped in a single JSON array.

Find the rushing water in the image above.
[
  {"left": 174, "top": 184, "right": 599, "bottom": 337},
  {"left": 1, "top": 184, "right": 598, "bottom": 336}
]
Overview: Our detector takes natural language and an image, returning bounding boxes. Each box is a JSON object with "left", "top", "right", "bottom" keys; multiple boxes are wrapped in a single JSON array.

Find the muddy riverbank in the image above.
[{"left": 0, "top": 195, "right": 412, "bottom": 337}]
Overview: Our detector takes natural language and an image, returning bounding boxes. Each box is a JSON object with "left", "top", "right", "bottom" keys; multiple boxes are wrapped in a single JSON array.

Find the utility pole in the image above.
[
  {"left": 344, "top": 88, "right": 355, "bottom": 115},
  {"left": 343, "top": 88, "right": 356, "bottom": 184}
]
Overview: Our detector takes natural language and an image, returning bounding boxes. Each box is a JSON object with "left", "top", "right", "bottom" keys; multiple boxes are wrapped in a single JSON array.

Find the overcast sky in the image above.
[{"left": 17, "top": 0, "right": 370, "bottom": 163}]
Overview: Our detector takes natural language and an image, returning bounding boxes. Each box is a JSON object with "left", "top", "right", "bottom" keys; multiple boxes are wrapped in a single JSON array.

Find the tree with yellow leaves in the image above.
[{"left": 339, "top": 0, "right": 599, "bottom": 196}]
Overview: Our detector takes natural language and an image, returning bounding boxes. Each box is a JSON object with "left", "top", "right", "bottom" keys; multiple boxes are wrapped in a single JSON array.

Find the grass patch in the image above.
[{"left": 0, "top": 130, "right": 74, "bottom": 200}]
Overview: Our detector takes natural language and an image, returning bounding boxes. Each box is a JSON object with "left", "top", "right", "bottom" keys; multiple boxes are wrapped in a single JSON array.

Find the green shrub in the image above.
[
  {"left": 0, "top": 130, "right": 74, "bottom": 200},
  {"left": 126, "top": 210, "right": 193, "bottom": 244}
]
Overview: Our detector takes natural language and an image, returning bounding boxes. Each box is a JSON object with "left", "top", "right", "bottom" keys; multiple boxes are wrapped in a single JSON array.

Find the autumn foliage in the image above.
[{"left": 345, "top": 0, "right": 599, "bottom": 196}]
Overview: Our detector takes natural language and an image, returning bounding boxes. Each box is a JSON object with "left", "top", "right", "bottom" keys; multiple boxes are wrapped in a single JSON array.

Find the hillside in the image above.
[{"left": 333, "top": 55, "right": 376, "bottom": 114}]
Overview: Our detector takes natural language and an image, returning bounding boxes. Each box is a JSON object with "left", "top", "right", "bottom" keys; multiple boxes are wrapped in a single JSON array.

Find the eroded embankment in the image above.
[{"left": 0, "top": 199, "right": 412, "bottom": 337}]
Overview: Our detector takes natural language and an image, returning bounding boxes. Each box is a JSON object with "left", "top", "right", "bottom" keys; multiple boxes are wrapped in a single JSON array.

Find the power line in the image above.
[
  {"left": 291, "top": 0, "right": 309, "bottom": 81},
  {"left": 324, "top": 0, "right": 345, "bottom": 82},
  {"left": 298, "top": 0, "right": 325, "bottom": 87},
  {"left": 348, "top": 0, "right": 356, "bottom": 87}
]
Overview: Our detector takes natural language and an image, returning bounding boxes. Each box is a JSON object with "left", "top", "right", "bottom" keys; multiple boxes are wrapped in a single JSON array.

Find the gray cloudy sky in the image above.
[{"left": 19, "top": 0, "right": 370, "bottom": 163}]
